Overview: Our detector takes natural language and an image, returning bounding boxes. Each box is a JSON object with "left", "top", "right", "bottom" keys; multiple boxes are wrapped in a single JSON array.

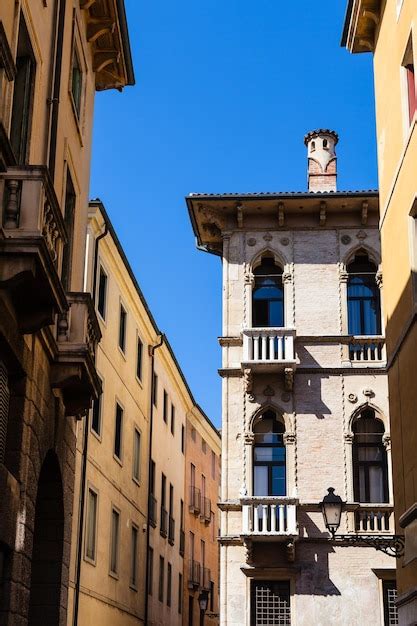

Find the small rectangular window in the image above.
[
  {"left": 110, "top": 508, "right": 120, "bottom": 575},
  {"left": 136, "top": 336, "right": 143, "bottom": 380},
  {"left": 163, "top": 390, "right": 168, "bottom": 423},
  {"left": 71, "top": 47, "right": 82, "bottom": 118},
  {"left": 97, "top": 266, "right": 107, "bottom": 319},
  {"left": 210, "top": 581, "right": 214, "bottom": 612},
  {"left": 91, "top": 381, "right": 103, "bottom": 436},
  {"left": 383, "top": 580, "right": 398, "bottom": 626},
  {"left": 211, "top": 450, "right": 216, "bottom": 479},
  {"left": 202, "top": 438, "right": 207, "bottom": 454},
  {"left": 153, "top": 373, "right": 158, "bottom": 407},
  {"left": 119, "top": 304, "right": 127, "bottom": 352},
  {"left": 403, "top": 37, "right": 416, "bottom": 126},
  {"left": 148, "top": 547, "right": 153, "bottom": 595},
  {"left": 114, "top": 403, "right": 123, "bottom": 460},
  {"left": 181, "top": 424, "right": 185, "bottom": 454},
  {"left": 158, "top": 556, "right": 165, "bottom": 602},
  {"left": 171, "top": 405, "right": 175, "bottom": 435},
  {"left": 167, "top": 562, "right": 172, "bottom": 607},
  {"left": 130, "top": 524, "right": 138, "bottom": 588},
  {"left": 133, "top": 428, "right": 141, "bottom": 482},
  {"left": 178, "top": 573, "right": 183, "bottom": 614},
  {"left": 85, "top": 488, "right": 97, "bottom": 561},
  {"left": 191, "top": 426, "right": 196, "bottom": 442}
]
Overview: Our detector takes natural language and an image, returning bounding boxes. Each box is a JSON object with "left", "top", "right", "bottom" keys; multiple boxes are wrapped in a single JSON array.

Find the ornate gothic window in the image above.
[
  {"left": 347, "top": 252, "right": 381, "bottom": 336},
  {"left": 252, "top": 256, "right": 284, "bottom": 328},
  {"left": 253, "top": 410, "right": 286, "bottom": 496},
  {"left": 352, "top": 408, "right": 388, "bottom": 503}
]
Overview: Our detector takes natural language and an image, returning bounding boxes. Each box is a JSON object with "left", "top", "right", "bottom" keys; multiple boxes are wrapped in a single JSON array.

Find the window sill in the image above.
[
  {"left": 113, "top": 454, "right": 123, "bottom": 467},
  {"left": 135, "top": 374, "right": 143, "bottom": 388},
  {"left": 132, "top": 475, "right": 141, "bottom": 487},
  {"left": 83, "top": 554, "right": 96, "bottom": 567},
  {"left": 118, "top": 345, "right": 127, "bottom": 361},
  {"left": 90, "top": 427, "right": 102, "bottom": 443},
  {"left": 129, "top": 583, "right": 138, "bottom": 592},
  {"left": 109, "top": 570, "right": 119, "bottom": 580},
  {"left": 96, "top": 310, "right": 107, "bottom": 327}
]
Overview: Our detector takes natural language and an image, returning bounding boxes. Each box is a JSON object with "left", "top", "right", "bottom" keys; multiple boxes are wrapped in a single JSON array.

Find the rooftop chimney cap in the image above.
[{"left": 304, "top": 129, "right": 339, "bottom": 146}]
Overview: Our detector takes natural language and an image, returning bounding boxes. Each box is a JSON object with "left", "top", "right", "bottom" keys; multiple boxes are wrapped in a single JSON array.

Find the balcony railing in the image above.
[
  {"left": 160, "top": 507, "right": 168, "bottom": 538},
  {"left": 348, "top": 337, "right": 386, "bottom": 364},
  {"left": 201, "top": 496, "right": 211, "bottom": 523},
  {"left": 52, "top": 292, "right": 101, "bottom": 416},
  {"left": 202, "top": 567, "right": 211, "bottom": 590},
  {"left": 149, "top": 495, "right": 157, "bottom": 528},
  {"left": 189, "top": 486, "right": 201, "bottom": 515},
  {"left": 0, "top": 165, "right": 67, "bottom": 332},
  {"left": 241, "top": 497, "right": 298, "bottom": 537},
  {"left": 242, "top": 328, "right": 296, "bottom": 372},
  {"left": 349, "top": 504, "right": 394, "bottom": 534},
  {"left": 188, "top": 560, "right": 201, "bottom": 588},
  {"left": 168, "top": 515, "right": 175, "bottom": 545},
  {"left": 179, "top": 529, "right": 185, "bottom": 557}
]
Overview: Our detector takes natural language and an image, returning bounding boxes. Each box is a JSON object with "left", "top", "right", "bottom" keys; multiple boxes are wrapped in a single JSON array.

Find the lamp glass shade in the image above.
[
  {"left": 198, "top": 590, "right": 209, "bottom": 612},
  {"left": 321, "top": 487, "right": 343, "bottom": 536}
]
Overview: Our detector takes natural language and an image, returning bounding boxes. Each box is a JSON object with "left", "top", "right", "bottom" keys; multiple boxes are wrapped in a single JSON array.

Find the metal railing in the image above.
[{"left": 241, "top": 497, "right": 298, "bottom": 536}]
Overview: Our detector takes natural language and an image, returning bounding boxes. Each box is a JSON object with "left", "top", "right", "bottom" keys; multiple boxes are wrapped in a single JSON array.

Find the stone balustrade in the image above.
[
  {"left": 242, "top": 328, "right": 296, "bottom": 370},
  {"left": 241, "top": 497, "right": 298, "bottom": 537},
  {"left": 350, "top": 504, "right": 394, "bottom": 534},
  {"left": 348, "top": 336, "right": 386, "bottom": 364}
]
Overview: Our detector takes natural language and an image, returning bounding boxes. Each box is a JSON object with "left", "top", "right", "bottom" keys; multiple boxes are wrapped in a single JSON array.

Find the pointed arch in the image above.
[
  {"left": 342, "top": 244, "right": 381, "bottom": 269},
  {"left": 249, "top": 247, "right": 288, "bottom": 274},
  {"left": 249, "top": 402, "right": 290, "bottom": 435}
]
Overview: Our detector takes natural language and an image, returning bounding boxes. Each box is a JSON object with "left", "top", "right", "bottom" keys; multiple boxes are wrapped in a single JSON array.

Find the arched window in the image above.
[
  {"left": 347, "top": 252, "right": 381, "bottom": 335},
  {"left": 253, "top": 410, "right": 286, "bottom": 496},
  {"left": 252, "top": 256, "right": 284, "bottom": 328},
  {"left": 352, "top": 408, "right": 388, "bottom": 503}
]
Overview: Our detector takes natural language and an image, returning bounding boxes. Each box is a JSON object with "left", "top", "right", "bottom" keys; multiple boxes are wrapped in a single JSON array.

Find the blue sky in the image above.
[{"left": 90, "top": 0, "right": 378, "bottom": 427}]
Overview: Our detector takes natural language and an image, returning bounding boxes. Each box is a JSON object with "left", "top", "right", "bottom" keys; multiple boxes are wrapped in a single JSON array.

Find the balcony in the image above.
[
  {"left": 0, "top": 166, "right": 67, "bottom": 332},
  {"left": 241, "top": 497, "right": 298, "bottom": 540},
  {"left": 168, "top": 515, "right": 175, "bottom": 545},
  {"left": 349, "top": 504, "right": 394, "bottom": 535},
  {"left": 202, "top": 567, "right": 211, "bottom": 591},
  {"left": 149, "top": 494, "right": 157, "bottom": 528},
  {"left": 160, "top": 507, "right": 168, "bottom": 538},
  {"left": 52, "top": 293, "right": 101, "bottom": 416},
  {"left": 188, "top": 560, "right": 201, "bottom": 589},
  {"left": 201, "top": 496, "right": 211, "bottom": 524},
  {"left": 242, "top": 328, "right": 296, "bottom": 373},
  {"left": 179, "top": 529, "right": 185, "bottom": 557},
  {"left": 189, "top": 486, "right": 201, "bottom": 515},
  {"left": 347, "top": 336, "right": 386, "bottom": 366}
]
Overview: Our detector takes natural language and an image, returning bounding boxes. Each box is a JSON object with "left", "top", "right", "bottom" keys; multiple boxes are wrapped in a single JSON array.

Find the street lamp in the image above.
[
  {"left": 320, "top": 487, "right": 343, "bottom": 537},
  {"left": 198, "top": 589, "right": 209, "bottom": 626},
  {"left": 320, "top": 487, "right": 405, "bottom": 558}
]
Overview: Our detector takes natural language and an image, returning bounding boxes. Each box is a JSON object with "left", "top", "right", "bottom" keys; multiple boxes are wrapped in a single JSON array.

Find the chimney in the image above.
[{"left": 304, "top": 129, "right": 339, "bottom": 192}]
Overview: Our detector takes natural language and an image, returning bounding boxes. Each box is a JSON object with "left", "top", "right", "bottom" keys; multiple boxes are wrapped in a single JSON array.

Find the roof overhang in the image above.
[
  {"left": 81, "top": 0, "right": 135, "bottom": 90},
  {"left": 186, "top": 191, "right": 380, "bottom": 255},
  {"left": 341, "top": 0, "right": 382, "bottom": 53}
]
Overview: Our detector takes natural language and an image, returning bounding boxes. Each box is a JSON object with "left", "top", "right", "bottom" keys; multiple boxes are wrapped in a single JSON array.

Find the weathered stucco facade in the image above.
[
  {"left": 0, "top": 2, "right": 133, "bottom": 624},
  {"left": 343, "top": 1, "right": 417, "bottom": 623},
  {"left": 187, "top": 132, "right": 398, "bottom": 625}
]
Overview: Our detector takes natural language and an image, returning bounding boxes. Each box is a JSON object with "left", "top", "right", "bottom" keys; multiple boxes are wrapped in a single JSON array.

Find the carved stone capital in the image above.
[
  {"left": 284, "top": 432, "right": 296, "bottom": 445},
  {"left": 286, "top": 539, "right": 295, "bottom": 563},
  {"left": 376, "top": 271, "right": 383, "bottom": 289},
  {"left": 244, "top": 432, "right": 255, "bottom": 445},
  {"left": 344, "top": 432, "right": 354, "bottom": 444},
  {"left": 244, "top": 539, "right": 253, "bottom": 565},
  {"left": 339, "top": 270, "right": 349, "bottom": 283},
  {"left": 383, "top": 434, "right": 391, "bottom": 451},
  {"left": 244, "top": 272, "right": 255, "bottom": 286},
  {"left": 282, "top": 271, "right": 292, "bottom": 284}
]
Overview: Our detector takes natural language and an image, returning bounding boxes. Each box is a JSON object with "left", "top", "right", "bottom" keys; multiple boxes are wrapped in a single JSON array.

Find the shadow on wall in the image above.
[{"left": 294, "top": 346, "right": 331, "bottom": 418}]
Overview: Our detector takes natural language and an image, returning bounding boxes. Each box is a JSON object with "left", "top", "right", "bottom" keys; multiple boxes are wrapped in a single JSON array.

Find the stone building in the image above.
[
  {"left": 343, "top": 1, "right": 417, "bottom": 623},
  {"left": 69, "top": 201, "right": 220, "bottom": 626},
  {"left": 0, "top": 2, "right": 133, "bottom": 624},
  {"left": 187, "top": 131, "right": 398, "bottom": 625}
]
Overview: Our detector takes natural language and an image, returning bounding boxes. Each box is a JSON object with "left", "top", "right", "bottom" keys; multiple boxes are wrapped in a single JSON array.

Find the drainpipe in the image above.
[
  {"left": 47, "top": 0, "right": 66, "bottom": 180},
  {"left": 144, "top": 334, "right": 164, "bottom": 625},
  {"left": 72, "top": 223, "right": 108, "bottom": 626}
]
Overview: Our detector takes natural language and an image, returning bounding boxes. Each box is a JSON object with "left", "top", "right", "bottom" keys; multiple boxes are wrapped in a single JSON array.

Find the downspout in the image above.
[
  {"left": 47, "top": 0, "right": 66, "bottom": 181},
  {"left": 72, "top": 223, "right": 108, "bottom": 626},
  {"left": 144, "top": 334, "right": 164, "bottom": 625}
]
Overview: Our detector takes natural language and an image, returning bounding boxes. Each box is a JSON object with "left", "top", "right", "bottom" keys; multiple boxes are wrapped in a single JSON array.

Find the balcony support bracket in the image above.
[{"left": 284, "top": 368, "right": 294, "bottom": 391}]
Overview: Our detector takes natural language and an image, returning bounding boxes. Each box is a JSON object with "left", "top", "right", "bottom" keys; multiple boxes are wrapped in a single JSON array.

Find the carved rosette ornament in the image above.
[
  {"left": 347, "top": 393, "right": 358, "bottom": 404},
  {"left": 263, "top": 232, "right": 273, "bottom": 242},
  {"left": 263, "top": 385, "right": 275, "bottom": 397}
]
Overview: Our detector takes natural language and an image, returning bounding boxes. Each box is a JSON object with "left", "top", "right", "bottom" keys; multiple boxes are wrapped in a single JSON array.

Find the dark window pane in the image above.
[
  {"left": 136, "top": 338, "right": 143, "bottom": 379},
  {"left": 97, "top": 268, "right": 107, "bottom": 319},
  {"left": 61, "top": 172, "right": 76, "bottom": 290},
  {"left": 71, "top": 50, "right": 82, "bottom": 117},
  {"left": 91, "top": 387, "right": 102, "bottom": 436},
  {"left": 119, "top": 306, "right": 127, "bottom": 351},
  {"left": 114, "top": 404, "right": 123, "bottom": 459}
]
